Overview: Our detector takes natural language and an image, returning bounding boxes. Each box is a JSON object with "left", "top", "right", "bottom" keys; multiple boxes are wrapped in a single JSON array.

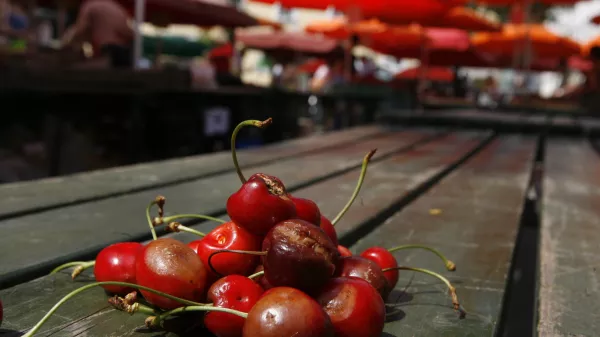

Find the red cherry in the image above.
[
  {"left": 262, "top": 219, "right": 339, "bottom": 293},
  {"left": 289, "top": 195, "right": 321, "bottom": 225},
  {"left": 315, "top": 277, "right": 385, "bottom": 337},
  {"left": 226, "top": 173, "right": 296, "bottom": 236},
  {"left": 319, "top": 215, "right": 339, "bottom": 245},
  {"left": 360, "top": 246, "right": 400, "bottom": 289},
  {"left": 335, "top": 256, "right": 391, "bottom": 299},
  {"left": 93, "top": 242, "right": 143, "bottom": 295},
  {"left": 136, "top": 238, "right": 207, "bottom": 309},
  {"left": 243, "top": 287, "right": 334, "bottom": 337},
  {"left": 337, "top": 245, "right": 353, "bottom": 257},
  {"left": 191, "top": 222, "right": 261, "bottom": 282},
  {"left": 204, "top": 275, "right": 264, "bottom": 337}
]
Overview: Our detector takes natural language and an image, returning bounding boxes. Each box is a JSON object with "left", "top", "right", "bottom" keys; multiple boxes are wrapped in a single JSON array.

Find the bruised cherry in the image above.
[
  {"left": 205, "top": 275, "right": 264, "bottom": 337},
  {"left": 337, "top": 245, "right": 353, "bottom": 257},
  {"left": 191, "top": 222, "right": 261, "bottom": 282},
  {"left": 94, "top": 242, "right": 144, "bottom": 295},
  {"left": 252, "top": 265, "right": 273, "bottom": 290},
  {"left": 290, "top": 195, "right": 321, "bottom": 225},
  {"left": 243, "top": 287, "right": 334, "bottom": 337},
  {"left": 320, "top": 215, "right": 338, "bottom": 245},
  {"left": 136, "top": 238, "right": 207, "bottom": 309},
  {"left": 360, "top": 246, "right": 400, "bottom": 289},
  {"left": 227, "top": 173, "right": 296, "bottom": 236},
  {"left": 335, "top": 256, "right": 391, "bottom": 299},
  {"left": 315, "top": 277, "right": 385, "bottom": 337},
  {"left": 262, "top": 219, "right": 339, "bottom": 292}
]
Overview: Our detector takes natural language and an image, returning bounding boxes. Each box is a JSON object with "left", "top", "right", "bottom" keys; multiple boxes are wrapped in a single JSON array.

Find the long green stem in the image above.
[
  {"left": 22, "top": 281, "right": 209, "bottom": 337},
  {"left": 160, "top": 214, "right": 226, "bottom": 225},
  {"left": 231, "top": 118, "right": 273, "bottom": 183},
  {"left": 331, "top": 149, "right": 377, "bottom": 226},
  {"left": 166, "top": 222, "right": 206, "bottom": 237},
  {"left": 148, "top": 303, "right": 232, "bottom": 328},
  {"left": 382, "top": 266, "right": 466, "bottom": 318},
  {"left": 387, "top": 244, "right": 456, "bottom": 271},
  {"left": 146, "top": 196, "right": 165, "bottom": 241},
  {"left": 248, "top": 270, "right": 264, "bottom": 279},
  {"left": 50, "top": 261, "right": 89, "bottom": 275}
]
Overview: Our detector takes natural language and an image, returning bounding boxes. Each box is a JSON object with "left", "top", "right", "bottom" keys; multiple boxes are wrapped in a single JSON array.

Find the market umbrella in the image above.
[{"left": 395, "top": 66, "right": 454, "bottom": 82}]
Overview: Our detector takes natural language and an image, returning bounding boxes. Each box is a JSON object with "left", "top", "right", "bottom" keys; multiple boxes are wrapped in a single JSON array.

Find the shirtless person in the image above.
[{"left": 61, "top": 0, "right": 133, "bottom": 68}]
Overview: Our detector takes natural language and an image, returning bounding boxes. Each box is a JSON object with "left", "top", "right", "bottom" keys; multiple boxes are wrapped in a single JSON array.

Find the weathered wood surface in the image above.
[
  {"left": 351, "top": 135, "right": 537, "bottom": 336},
  {"left": 0, "top": 126, "right": 386, "bottom": 220},
  {"left": 538, "top": 139, "right": 600, "bottom": 337},
  {"left": 0, "top": 131, "right": 492, "bottom": 337},
  {"left": 0, "top": 129, "right": 443, "bottom": 289}
]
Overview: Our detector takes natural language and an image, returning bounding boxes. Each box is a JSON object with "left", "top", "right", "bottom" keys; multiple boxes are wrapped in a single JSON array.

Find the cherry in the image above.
[
  {"left": 290, "top": 195, "right": 321, "bottom": 225},
  {"left": 93, "top": 242, "right": 144, "bottom": 295},
  {"left": 335, "top": 256, "right": 390, "bottom": 299},
  {"left": 320, "top": 215, "right": 339, "bottom": 245},
  {"left": 337, "top": 245, "right": 353, "bottom": 257},
  {"left": 251, "top": 265, "right": 273, "bottom": 290},
  {"left": 136, "top": 238, "right": 207, "bottom": 309},
  {"left": 243, "top": 287, "right": 334, "bottom": 337},
  {"left": 226, "top": 173, "right": 297, "bottom": 236},
  {"left": 191, "top": 222, "right": 261, "bottom": 282},
  {"left": 360, "top": 246, "right": 399, "bottom": 289},
  {"left": 315, "top": 277, "right": 385, "bottom": 337},
  {"left": 262, "top": 219, "right": 339, "bottom": 292},
  {"left": 205, "top": 275, "right": 264, "bottom": 337}
]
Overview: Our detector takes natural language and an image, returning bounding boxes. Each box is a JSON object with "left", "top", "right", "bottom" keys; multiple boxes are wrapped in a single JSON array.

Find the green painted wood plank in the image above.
[
  {"left": 538, "top": 139, "right": 600, "bottom": 337},
  {"left": 0, "top": 125, "right": 386, "bottom": 220},
  {"left": 350, "top": 135, "right": 537, "bottom": 337},
  {"left": 0, "top": 131, "right": 491, "bottom": 337},
  {"left": 0, "top": 129, "right": 442, "bottom": 289}
]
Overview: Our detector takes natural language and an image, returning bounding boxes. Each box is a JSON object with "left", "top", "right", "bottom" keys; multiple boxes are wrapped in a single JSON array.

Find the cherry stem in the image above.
[
  {"left": 382, "top": 266, "right": 466, "bottom": 319},
  {"left": 387, "top": 244, "right": 456, "bottom": 271},
  {"left": 146, "top": 196, "right": 166, "bottom": 241},
  {"left": 166, "top": 222, "right": 207, "bottom": 237},
  {"left": 147, "top": 303, "right": 225, "bottom": 329},
  {"left": 22, "top": 281, "right": 207, "bottom": 337},
  {"left": 248, "top": 270, "right": 264, "bottom": 279},
  {"left": 331, "top": 149, "right": 377, "bottom": 226},
  {"left": 70, "top": 261, "right": 96, "bottom": 279},
  {"left": 207, "top": 249, "right": 266, "bottom": 277},
  {"left": 157, "top": 214, "right": 227, "bottom": 225},
  {"left": 231, "top": 118, "right": 273, "bottom": 184},
  {"left": 49, "top": 261, "right": 91, "bottom": 275}
]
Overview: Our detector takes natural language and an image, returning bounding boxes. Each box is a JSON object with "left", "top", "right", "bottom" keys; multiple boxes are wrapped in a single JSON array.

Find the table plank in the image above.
[
  {"left": 0, "top": 125, "right": 386, "bottom": 220},
  {"left": 350, "top": 135, "right": 537, "bottom": 336},
  {"left": 0, "top": 130, "right": 491, "bottom": 337},
  {"left": 0, "top": 129, "right": 443, "bottom": 289},
  {"left": 538, "top": 139, "right": 600, "bottom": 337}
]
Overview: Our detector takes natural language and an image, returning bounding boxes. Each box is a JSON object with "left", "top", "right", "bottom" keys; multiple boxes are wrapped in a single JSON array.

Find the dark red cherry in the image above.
[
  {"left": 335, "top": 256, "right": 391, "bottom": 299},
  {"left": 290, "top": 195, "right": 321, "bottom": 225},
  {"left": 337, "top": 245, "right": 353, "bottom": 257},
  {"left": 319, "top": 215, "right": 339, "bottom": 245}
]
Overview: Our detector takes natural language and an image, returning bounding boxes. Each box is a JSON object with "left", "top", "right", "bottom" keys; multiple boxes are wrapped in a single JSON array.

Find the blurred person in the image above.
[{"left": 60, "top": 0, "right": 133, "bottom": 68}]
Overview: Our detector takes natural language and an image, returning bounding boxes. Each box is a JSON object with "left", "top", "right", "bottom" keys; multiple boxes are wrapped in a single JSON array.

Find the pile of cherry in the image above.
[{"left": 18, "top": 118, "right": 465, "bottom": 337}]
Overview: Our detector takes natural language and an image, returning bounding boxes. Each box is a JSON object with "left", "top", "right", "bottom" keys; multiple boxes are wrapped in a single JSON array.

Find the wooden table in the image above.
[{"left": 0, "top": 123, "right": 595, "bottom": 336}]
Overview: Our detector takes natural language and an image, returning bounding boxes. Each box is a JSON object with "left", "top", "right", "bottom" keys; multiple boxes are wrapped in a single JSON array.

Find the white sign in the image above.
[{"left": 204, "top": 107, "right": 230, "bottom": 137}]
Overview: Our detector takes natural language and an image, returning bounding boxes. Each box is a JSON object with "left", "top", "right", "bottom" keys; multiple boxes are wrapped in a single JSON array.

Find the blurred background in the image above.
[{"left": 1, "top": 0, "right": 598, "bottom": 184}]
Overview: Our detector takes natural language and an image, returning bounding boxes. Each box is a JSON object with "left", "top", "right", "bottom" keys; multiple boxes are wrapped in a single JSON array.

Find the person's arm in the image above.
[{"left": 60, "top": 3, "right": 92, "bottom": 47}]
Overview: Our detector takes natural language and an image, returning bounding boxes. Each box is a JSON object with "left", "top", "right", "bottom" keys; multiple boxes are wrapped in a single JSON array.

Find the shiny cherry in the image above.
[
  {"left": 320, "top": 215, "right": 338, "bottom": 245},
  {"left": 243, "top": 287, "right": 334, "bottom": 337},
  {"left": 289, "top": 195, "right": 321, "bottom": 225},
  {"left": 262, "top": 219, "right": 339, "bottom": 293},
  {"left": 335, "top": 256, "right": 391, "bottom": 299},
  {"left": 337, "top": 245, "right": 353, "bottom": 257},
  {"left": 205, "top": 275, "right": 264, "bottom": 337},
  {"left": 315, "top": 277, "right": 385, "bottom": 337},
  {"left": 191, "top": 222, "right": 261, "bottom": 282},
  {"left": 226, "top": 173, "right": 296, "bottom": 236},
  {"left": 136, "top": 238, "right": 207, "bottom": 309},
  {"left": 360, "top": 246, "right": 400, "bottom": 289},
  {"left": 94, "top": 242, "right": 144, "bottom": 295}
]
